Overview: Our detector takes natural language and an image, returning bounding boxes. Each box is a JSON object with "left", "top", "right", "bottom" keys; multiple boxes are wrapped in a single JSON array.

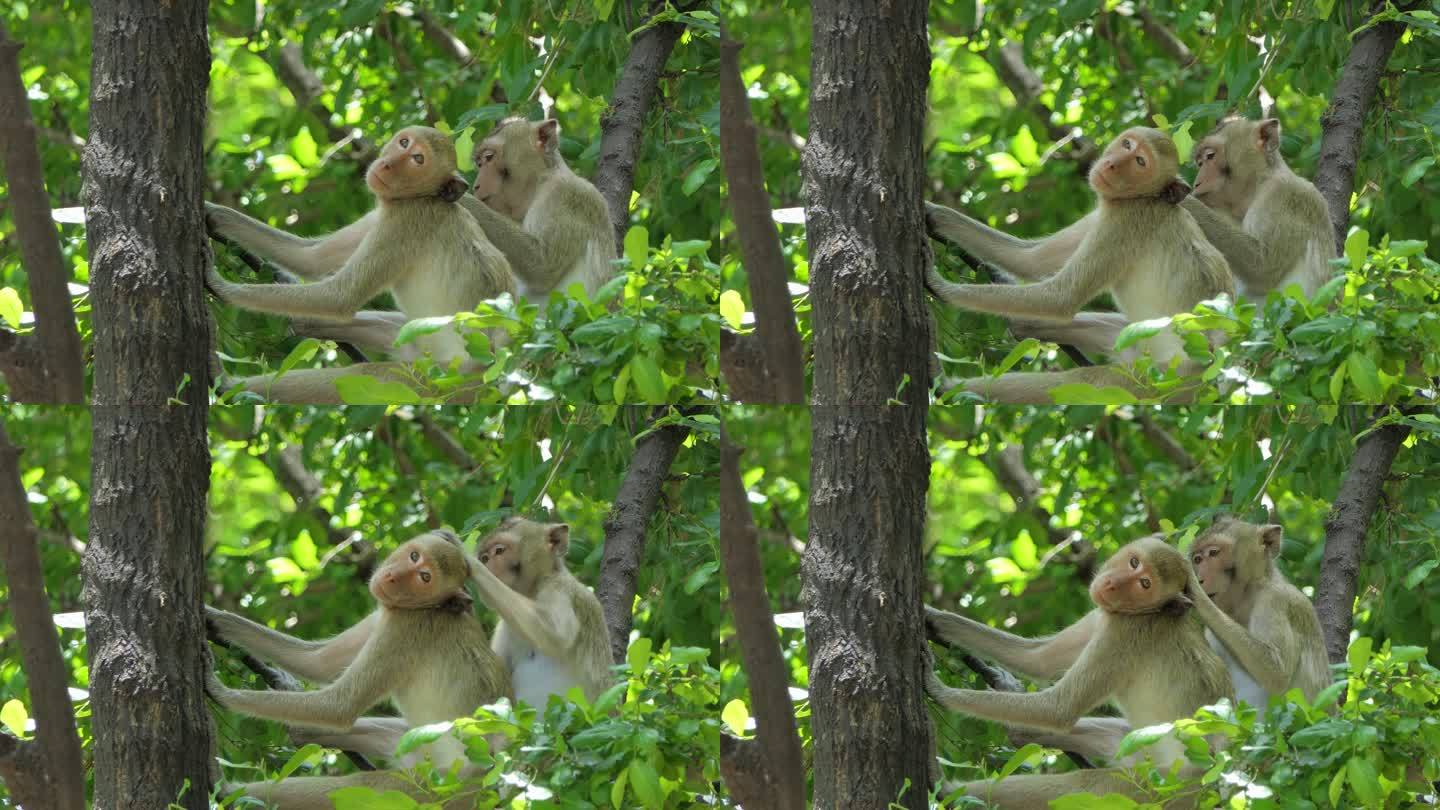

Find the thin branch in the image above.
[
  {"left": 717, "top": 431, "right": 805, "bottom": 810},
  {"left": 1315, "top": 410, "right": 1411, "bottom": 662},
  {"left": 594, "top": 2, "right": 696, "bottom": 254},
  {"left": 718, "top": 33, "right": 805, "bottom": 404},
  {"left": 415, "top": 10, "right": 473, "bottom": 64},
  {"left": 0, "top": 21, "right": 85, "bottom": 402},
  {"left": 1314, "top": 3, "right": 1408, "bottom": 252},
  {"left": 1134, "top": 8, "right": 1197, "bottom": 67},
  {"left": 416, "top": 412, "right": 477, "bottom": 470},
  {"left": 1135, "top": 412, "right": 1197, "bottom": 471},
  {"left": 597, "top": 408, "right": 690, "bottom": 663},
  {"left": 0, "top": 421, "right": 86, "bottom": 809}
]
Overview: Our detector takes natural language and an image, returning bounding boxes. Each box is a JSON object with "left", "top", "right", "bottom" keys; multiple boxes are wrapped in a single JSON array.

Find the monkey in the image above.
[
  {"left": 207, "top": 529, "right": 512, "bottom": 808},
  {"left": 1185, "top": 516, "right": 1331, "bottom": 707},
  {"left": 205, "top": 126, "right": 517, "bottom": 403},
  {"left": 1183, "top": 117, "right": 1337, "bottom": 300},
  {"left": 926, "top": 128, "right": 1234, "bottom": 403},
  {"left": 461, "top": 516, "right": 613, "bottom": 708},
  {"left": 458, "top": 117, "right": 617, "bottom": 304},
  {"left": 926, "top": 535, "right": 1233, "bottom": 806}
]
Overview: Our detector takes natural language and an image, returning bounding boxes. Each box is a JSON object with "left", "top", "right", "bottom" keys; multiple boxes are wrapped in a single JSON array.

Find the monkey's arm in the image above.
[
  {"left": 211, "top": 629, "right": 401, "bottom": 730},
  {"left": 926, "top": 203, "right": 1095, "bottom": 282},
  {"left": 925, "top": 232, "right": 1115, "bottom": 323},
  {"left": 207, "top": 607, "right": 377, "bottom": 683},
  {"left": 925, "top": 645, "right": 1116, "bottom": 733},
  {"left": 1186, "top": 574, "right": 1298, "bottom": 697},
  {"left": 206, "top": 203, "right": 374, "bottom": 280},
  {"left": 464, "top": 555, "right": 579, "bottom": 659},
  {"left": 208, "top": 230, "right": 400, "bottom": 321},
  {"left": 925, "top": 605, "right": 1099, "bottom": 681},
  {"left": 1179, "top": 198, "right": 1265, "bottom": 290},
  {"left": 459, "top": 193, "right": 599, "bottom": 296}
]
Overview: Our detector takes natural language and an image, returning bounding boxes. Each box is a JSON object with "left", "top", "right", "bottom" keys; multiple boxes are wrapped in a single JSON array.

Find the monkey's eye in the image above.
[
  {"left": 480, "top": 151, "right": 494, "bottom": 164},
  {"left": 399, "top": 137, "right": 410, "bottom": 148},
  {"left": 420, "top": 571, "right": 431, "bottom": 583},
  {"left": 479, "top": 553, "right": 489, "bottom": 564},
  {"left": 1140, "top": 577, "right": 1151, "bottom": 589},
  {"left": 1122, "top": 138, "right": 1133, "bottom": 150},
  {"left": 1129, "top": 556, "right": 1139, "bottom": 569},
  {"left": 410, "top": 551, "right": 420, "bottom": 562},
  {"left": 494, "top": 546, "right": 505, "bottom": 556},
  {"left": 412, "top": 153, "right": 425, "bottom": 165},
  {"left": 1192, "top": 554, "right": 1202, "bottom": 564},
  {"left": 1135, "top": 154, "right": 1146, "bottom": 167},
  {"left": 1208, "top": 547, "right": 1219, "bottom": 557}
]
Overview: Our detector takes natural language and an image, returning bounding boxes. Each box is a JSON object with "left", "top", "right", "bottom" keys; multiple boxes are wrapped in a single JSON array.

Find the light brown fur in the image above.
[
  {"left": 1186, "top": 516, "right": 1332, "bottom": 706},
  {"left": 206, "top": 126, "right": 515, "bottom": 403},
  {"left": 1185, "top": 117, "right": 1337, "bottom": 299},
  {"left": 926, "top": 536, "right": 1233, "bottom": 808},
  {"left": 461, "top": 117, "right": 617, "bottom": 303},
  {"left": 207, "top": 530, "right": 512, "bottom": 808},
  {"left": 926, "top": 128, "right": 1234, "bottom": 403},
  {"left": 465, "top": 517, "right": 613, "bottom": 708}
]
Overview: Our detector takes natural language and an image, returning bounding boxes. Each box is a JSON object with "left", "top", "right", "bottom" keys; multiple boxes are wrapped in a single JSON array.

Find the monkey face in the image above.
[
  {"left": 1087, "top": 128, "right": 1178, "bottom": 200},
  {"left": 369, "top": 538, "right": 463, "bottom": 609},
  {"left": 470, "top": 118, "right": 560, "bottom": 220},
  {"left": 477, "top": 537, "right": 524, "bottom": 590},
  {"left": 1089, "top": 536, "right": 1185, "bottom": 614},
  {"left": 1190, "top": 535, "right": 1234, "bottom": 599},
  {"left": 1191, "top": 135, "right": 1227, "bottom": 203},
  {"left": 367, "top": 127, "right": 465, "bottom": 202}
]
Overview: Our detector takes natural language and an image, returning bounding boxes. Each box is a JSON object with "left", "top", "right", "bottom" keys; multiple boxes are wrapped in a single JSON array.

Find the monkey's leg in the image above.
[
  {"left": 235, "top": 770, "right": 479, "bottom": 810},
  {"left": 291, "top": 717, "right": 411, "bottom": 763},
  {"left": 290, "top": 312, "right": 422, "bottom": 361},
  {"left": 955, "top": 766, "right": 1195, "bottom": 810},
  {"left": 956, "top": 365, "right": 1154, "bottom": 405},
  {"left": 1010, "top": 312, "right": 1137, "bottom": 365},
  {"left": 1007, "top": 716, "right": 1131, "bottom": 765}
]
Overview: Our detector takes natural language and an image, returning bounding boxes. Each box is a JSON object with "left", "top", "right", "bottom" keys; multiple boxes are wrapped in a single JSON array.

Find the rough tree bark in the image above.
[
  {"left": 0, "top": 422, "right": 86, "bottom": 809},
  {"left": 1314, "top": 4, "right": 1408, "bottom": 252},
  {"left": 594, "top": 2, "right": 693, "bottom": 253},
  {"left": 1315, "top": 411, "right": 1412, "bottom": 663},
  {"left": 718, "top": 431, "right": 806, "bottom": 810},
  {"left": 597, "top": 409, "right": 691, "bottom": 663},
  {"left": 803, "top": 3, "right": 935, "bottom": 808},
  {"left": 718, "top": 34, "right": 806, "bottom": 404},
  {"left": 0, "top": 21, "right": 86, "bottom": 402},
  {"left": 82, "top": 2, "right": 216, "bottom": 808}
]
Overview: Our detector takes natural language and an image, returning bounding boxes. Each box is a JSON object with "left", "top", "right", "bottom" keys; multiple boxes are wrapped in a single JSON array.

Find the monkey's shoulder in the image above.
[{"left": 535, "top": 171, "right": 610, "bottom": 226}]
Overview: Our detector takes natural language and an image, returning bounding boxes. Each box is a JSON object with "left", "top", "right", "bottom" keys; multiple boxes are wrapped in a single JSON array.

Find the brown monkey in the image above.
[
  {"left": 459, "top": 117, "right": 617, "bottom": 303},
  {"left": 206, "top": 126, "right": 516, "bottom": 403},
  {"left": 463, "top": 517, "right": 613, "bottom": 708},
  {"left": 926, "top": 128, "right": 1234, "bottom": 403},
  {"left": 926, "top": 535, "right": 1233, "bottom": 805},
  {"left": 1183, "top": 117, "right": 1336, "bottom": 299},
  {"left": 1186, "top": 516, "right": 1331, "bottom": 707},
  {"left": 207, "top": 529, "right": 512, "bottom": 807}
]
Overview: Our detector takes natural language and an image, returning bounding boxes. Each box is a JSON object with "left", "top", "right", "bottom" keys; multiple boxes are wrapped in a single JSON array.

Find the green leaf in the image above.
[
  {"left": 719, "top": 289, "right": 746, "bottom": 330},
  {"left": 1391, "top": 645, "right": 1428, "bottom": 663},
  {"left": 1048, "top": 383, "right": 1139, "bottom": 405},
  {"left": 1310, "top": 680, "right": 1345, "bottom": 711},
  {"left": 334, "top": 375, "right": 421, "bottom": 404},
  {"left": 1316, "top": 0, "right": 1336, "bottom": 19},
  {"left": 721, "top": 698, "right": 750, "bottom": 735},
  {"left": 998, "top": 743, "right": 1042, "bottom": 778},
  {"left": 277, "top": 744, "right": 323, "bottom": 779},
  {"left": 1405, "top": 560, "right": 1439, "bottom": 589},
  {"left": 681, "top": 158, "right": 718, "bottom": 196},
  {"left": 1347, "top": 636, "right": 1373, "bottom": 674},
  {"left": 1328, "top": 764, "right": 1346, "bottom": 807},
  {"left": 265, "top": 153, "right": 305, "bottom": 181},
  {"left": 1050, "top": 794, "right": 1139, "bottom": 809},
  {"left": 628, "top": 354, "right": 668, "bottom": 402},
  {"left": 0, "top": 287, "right": 24, "bottom": 329},
  {"left": 0, "top": 699, "right": 27, "bottom": 736},
  {"left": 1290, "top": 315, "right": 1353, "bottom": 343},
  {"left": 1387, "top": 239, "right": 1427, "bottom": 257},
  {"left": 1346, "top": 352, "right": 1384, "bottom": 401},
  {"left": 1011, "top": 126, "right": 1039, "bottom": 165},
  {"left": 1344, "top": 229, "right": 1369, "bottom": 270},
  {"left": 611, "top": 363, "right": 630, "bottom": 404},
  {"left": 1329, "top": 362, "right": 1346, "bottom": 404},
  {"left": 1346, "top": 756, "right": 1382, "bottom": 806},
  {"left": 595, "top": 0, "right": 616, "bottom": 21},
  {"left": 610, "top": 767, "right": 629, "bottom": 810},
  {"left": 624, "top": 225, "right": 649, "bottom": 270},
  {"left": 670, "top": 239, "right": 711, "bottom": 258},
  {"left": 1116, "top": 723, "right": 1174, "bottom": 757},
  {"left": 985, "top": 152, "right": 1025, "bottom": 179},
  {"left": 627, "top": 636, "right": 653, "bottom": 675},
  {"left": 1171, "top": 120, "right": 1195, "bottom": 164},
  {"left": 329, "top": 787, "right": 420, "bottom": 810},
  {"left": 627, "top": 759, "right": 664, "bottom": 809},
  {"left": 337, "top": 0, "right": 385, "bottom": 29},
  {"left": 995, "top": 338, "right": 1041, "bottom": 373},
  {"left": 395, "top": 315, "right": 455, "bottom": 346},
  {"left": 1310, "top": 273, "right": 1347, "bottom": 308},
  {"left": 276, "top": 338, "right": 321, "bottom": 377},
  {"left": 396, "top": 721, "right": 453, "bottom": 755},
  {"left": 291, "top": 127, "right": 319, "bottom": 166},
  {"left": 1115, "top": 317, "right": 1173, "bottom": 350},
  {"left": 1401, "top": 157, "right": 1434, "bottom": 188}
]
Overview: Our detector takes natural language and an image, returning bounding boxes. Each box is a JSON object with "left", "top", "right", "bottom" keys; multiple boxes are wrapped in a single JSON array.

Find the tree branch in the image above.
[
  {"left": 0, "top": 329, "right": 54, "bottom": 401},
  {"left": 1135, "top": 411, "right": 1197, "bottom": 471},
  {"left": 597, "top": 409, "right": 689, "bottom": 663},
  {"left": 718, "top": 33, "right": 805, "bottom": 404},
  {"left": 985, "top": 445, "right": 1096, "bottom": 577},
  {"left": 594, "top": 2, "right": 693, "bottom": 254},
  {"left": 1315, "top": 410, "right": 1411, "bottom": 663},
  {"left": 0, "top": 21, "right": 86, "bottom": 402},
  {"left": 1314, "top": 4, "right": 1407, "bottom": 252},
  {"left": 272, "top": 43, "right": 378, "bottom": 165},
  {"left": 987, "top": 42, "right": 1099, "bottom": 172},
  {"left": 268, "top": 445, "right": 375, "bottom": 574},
  {"left": 0, "top": 421, "right": 87, "bottom": 809},
  {"left": 717, "top": 431, "right": 805, "bottom": 810},
  {"left": 1134, "top": 8, "right": 1197, "bottom": 67}
]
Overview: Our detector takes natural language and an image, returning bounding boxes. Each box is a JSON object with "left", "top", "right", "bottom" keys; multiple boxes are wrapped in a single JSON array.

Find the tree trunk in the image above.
[
  {"left": 802, "top": 3, "right": 935, "bottom": 808},
  {"left": 82, "top": 2, "right": 216, "bottom": 809}
]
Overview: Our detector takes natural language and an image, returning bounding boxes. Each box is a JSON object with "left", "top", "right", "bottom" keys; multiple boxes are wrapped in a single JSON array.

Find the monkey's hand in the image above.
[
  {"left": 204, "top": 202, "right": 242, "bottom": 240},
  {"left": 205, "top": 265, "right": 236, "bottom": 302},
  {"left": 205, "top": 671, "right": 232, "bottom": 704}
]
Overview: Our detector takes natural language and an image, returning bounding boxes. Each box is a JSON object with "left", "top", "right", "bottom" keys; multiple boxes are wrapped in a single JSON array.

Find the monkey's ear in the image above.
[
  {"left": 1163, "top": 594, "right": 1194, "bottom": 617},
  {"left": 1158, "top": 178, "right": 1191, "bottom": 205},
  {"left": 438, "top": 174, "right": 468, "bottom": 204},
  {"left": 1258, "top": 119, "right": 1281, "bottom": 153},
  {"left": 1259, "top": 524, "right": 1283, "bottom": 558},
  {"left": 547, "top": 523, "right": 570, "bottom": 555},
  {"left": 440, "top": 591, "right": 474, "bottom": 615},
  {"left": 536, "top": 119, "right": 560, "bottom": 155}
]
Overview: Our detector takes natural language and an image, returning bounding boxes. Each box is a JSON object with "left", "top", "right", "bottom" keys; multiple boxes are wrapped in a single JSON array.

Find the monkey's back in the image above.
[
  {"left": 1106, "top": 610, "right": 1233, "bottom": 728},
  {"left": 383, "top": 607, "right": 512, "bottom": 724}
]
